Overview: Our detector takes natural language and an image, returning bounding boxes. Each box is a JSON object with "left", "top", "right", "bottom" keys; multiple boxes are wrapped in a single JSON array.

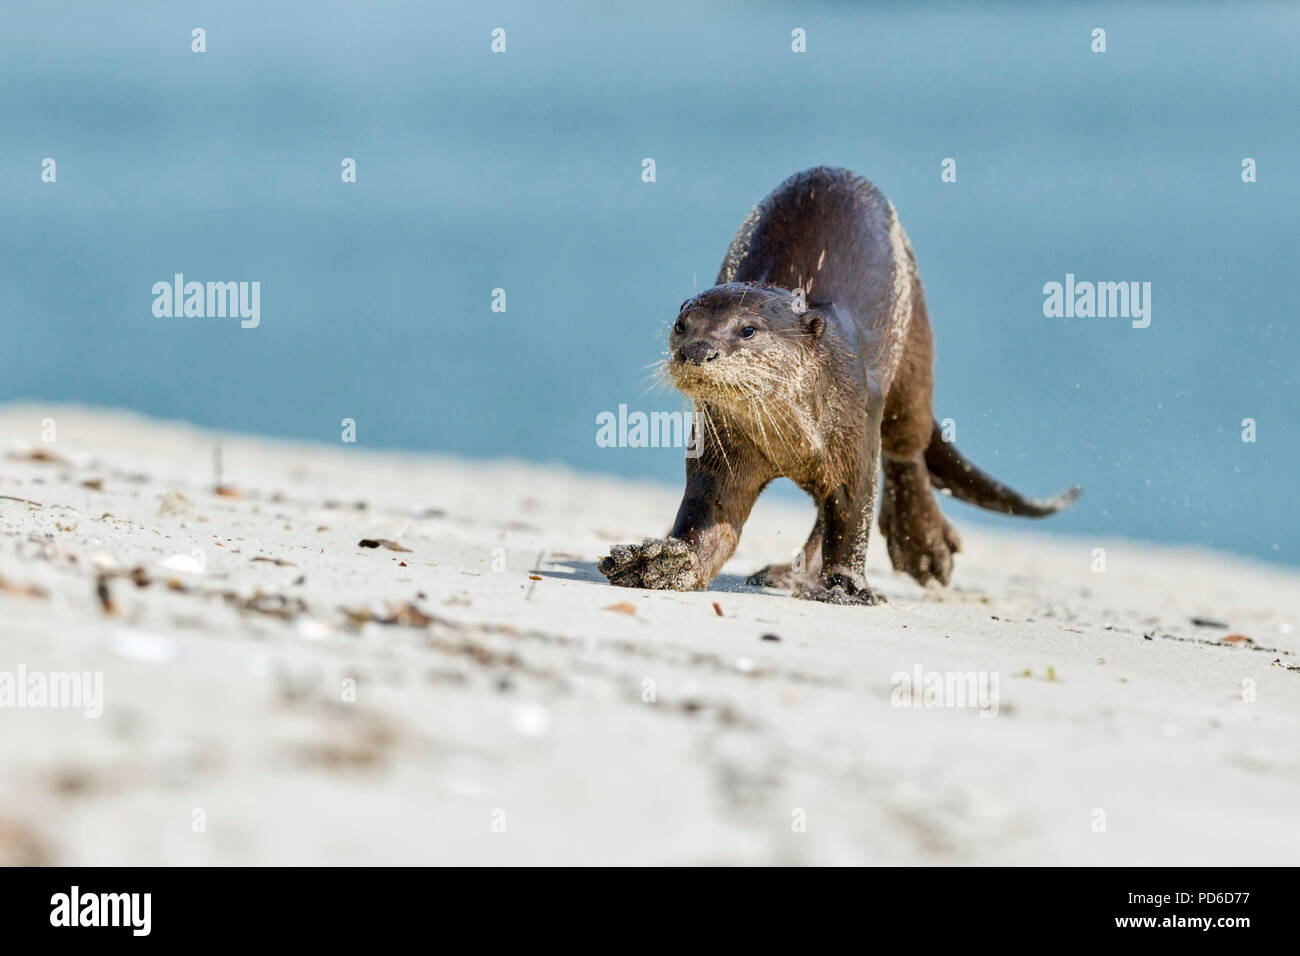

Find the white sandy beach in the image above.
[{"left": 0, "top": 404, "right": 1296, "bottom": 866}]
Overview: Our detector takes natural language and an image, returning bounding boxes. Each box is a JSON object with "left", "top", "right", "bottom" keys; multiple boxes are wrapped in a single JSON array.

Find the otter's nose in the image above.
[{"left": 676, "top": 341, "right": 720, "bottom": 365}]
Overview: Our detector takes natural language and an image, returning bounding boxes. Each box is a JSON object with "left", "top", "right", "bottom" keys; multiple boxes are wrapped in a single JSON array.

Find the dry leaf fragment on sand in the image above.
[
  {"left": 0, "top": 577, "right": 48, "bottom": 599},
  {"left": 342, "top": 601, "right": 434, "bottom": 628},
  {"left": 7, "top": 448, "right": 66, "bottom": 465},
  {"left": 0, "top": 818, "right": 52, "bottom": 866},
  {"left": 224, "top": 591, "right": 308, "bottom": 621},
  {"left": 358, "top": 539, "right": 412, "bottom": 552},
  {"left": 604, "top": 602, "right": 637, "bottom": 616}
]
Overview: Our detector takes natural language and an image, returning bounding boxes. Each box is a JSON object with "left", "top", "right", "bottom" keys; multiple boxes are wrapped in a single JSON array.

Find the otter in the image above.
[{"left": 599, "top": 167, "right": 1079, "bottom": 604}]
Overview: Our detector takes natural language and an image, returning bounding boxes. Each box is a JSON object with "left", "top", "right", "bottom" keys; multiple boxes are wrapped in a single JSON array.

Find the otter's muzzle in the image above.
[{"left": 676, "top": 342, "right": 720, "bottom": 365}]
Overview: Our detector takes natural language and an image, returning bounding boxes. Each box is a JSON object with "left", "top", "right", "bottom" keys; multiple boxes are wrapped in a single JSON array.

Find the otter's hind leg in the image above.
[
  {"left": 746, "top": 515, "right": 823, "bottom": 588},
  {"left": 879, "top": 458, "right": 962, "bottom": 585},
  {"left": 879, "top": 288, "right": 961, "bottom": 586}
]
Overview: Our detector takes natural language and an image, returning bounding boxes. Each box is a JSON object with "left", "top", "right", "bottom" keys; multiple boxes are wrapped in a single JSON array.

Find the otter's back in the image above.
[
  {"left": 717, "top": 166, "right": 916, "bottom": 378},
  {"left": 718, "top": 167, "right": 910, "bottom": 321}
]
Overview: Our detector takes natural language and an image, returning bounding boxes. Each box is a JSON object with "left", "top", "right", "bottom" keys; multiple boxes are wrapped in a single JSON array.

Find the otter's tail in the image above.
[{"left": 924, "top": 421, "right": 1081, "bottom": 517}]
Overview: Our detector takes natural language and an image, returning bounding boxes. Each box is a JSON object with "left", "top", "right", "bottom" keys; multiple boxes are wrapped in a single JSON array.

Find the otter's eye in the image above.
[
  {"left": 673, "top": 319, "right": 686, "bottom": 334},
  {"left": 739, "top": 325, "right": 757, "bottom": 339}
]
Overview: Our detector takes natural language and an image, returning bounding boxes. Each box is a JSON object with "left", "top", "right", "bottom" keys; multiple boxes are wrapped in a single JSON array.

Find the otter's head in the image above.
[{"left": 667, "top": 283, "right": 826, "bottom": 405}]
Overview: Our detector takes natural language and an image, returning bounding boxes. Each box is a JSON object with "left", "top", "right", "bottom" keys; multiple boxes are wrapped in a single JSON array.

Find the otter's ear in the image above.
[{"left": 803, "top": 311, "right": 825, "bottom": 339}]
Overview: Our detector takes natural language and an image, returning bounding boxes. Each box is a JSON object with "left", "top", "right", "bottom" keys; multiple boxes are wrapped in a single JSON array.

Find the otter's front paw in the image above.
[
  {"left": 793, "top": 571, "right": 886, "bottom": 606},
  {"left": 598, "top": 537, "right": 702, "bottom": 591}
]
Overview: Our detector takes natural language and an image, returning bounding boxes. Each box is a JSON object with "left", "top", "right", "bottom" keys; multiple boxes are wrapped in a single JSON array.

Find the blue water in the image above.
[{"left": 2, "top": 2, "right": 1296, "bottom": 564}]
